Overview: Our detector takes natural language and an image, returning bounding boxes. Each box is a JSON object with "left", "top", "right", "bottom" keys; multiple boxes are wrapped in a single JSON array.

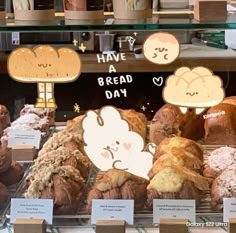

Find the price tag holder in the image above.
[
  {"left": 153, "top": 199, "right": 196, "bottom": 224},
  {"left": 8, "top": 129, "right": 41, "bottom": 149},
  {"left": 223, "top": 198, "right": 236, "bottom": 222},
  {"left": 10, "top": 198, "right": 53, "bottom": 225},
  {"left": 91, "top": 199, "right": 134, "bottom": 225}
]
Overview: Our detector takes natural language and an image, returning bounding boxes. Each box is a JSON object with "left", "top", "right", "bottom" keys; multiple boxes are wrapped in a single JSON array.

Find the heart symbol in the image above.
[
  {"left": 147, "top": 143, "right": 157, "bottom": 154},
  {"left": 123, "top": 142, "right": 131, "bottom": 150},
  {"left": 101, "top": 151, "right": 109, "bottom": 159},
  {"left": 153, "top": 76, "right": 163, "bottom": 87}
]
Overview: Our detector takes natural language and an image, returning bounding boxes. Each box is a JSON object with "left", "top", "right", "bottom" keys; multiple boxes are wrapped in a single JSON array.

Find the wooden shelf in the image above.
[{"left": 0, "top": 45, "right": 236, "bottom": 74}]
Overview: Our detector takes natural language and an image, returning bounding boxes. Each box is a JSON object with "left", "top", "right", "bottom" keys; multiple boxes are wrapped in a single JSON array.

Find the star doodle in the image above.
[
  {"left": 74, "top": 103, "right": 81, "bottom": 113},
  {"left": 141, "top": 105, "right": 146, "bottom": 111},
  {"left": 79, "top": 43, "right": 87, "bottom": 53}
]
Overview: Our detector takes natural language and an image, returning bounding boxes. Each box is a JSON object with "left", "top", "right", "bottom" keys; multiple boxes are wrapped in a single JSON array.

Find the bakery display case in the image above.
[{"left": 1, "top": 1, "right": 236, "bottom": 232}]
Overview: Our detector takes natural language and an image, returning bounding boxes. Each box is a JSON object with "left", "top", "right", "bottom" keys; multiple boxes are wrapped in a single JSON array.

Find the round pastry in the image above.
[
  {"left": 25, "top": 165, "right": 86, "bottom": 215},
  {"left": 149, "top": 104, "right": 205, "bottom": 145},
  {"left": 38, "top": 130, "right": 85, "bottom": 157},
  {"left": 203, "top": 146, "right": 236, "bottom": 184},
  {"left": 0, "top": 161, "right": 24, "bottom": 186},
  {"left": 0, "top": 148, "right": 12, "bottom": 173},
  {"left": 153, "top": 136, "right": 203, "bottom": 162},
  {"left": 86, "top": 169, "right": 148, "bottom": 213},
  {"left": 148, "top": 147, "right": 203, "bottom": 179},
  {"left": 0, "top": 182, "right": 8, "bottom": 205},
  {"left": 0, "top": 104, "right": 11, "bottom": 131},
  {"left": 66, "top": 108, "right": 147, "bottom": 140},
  {"left": 204, "top": 103, "right": 236, "bottom": 145},
  {"left": 147, "top": 165, "right": 209, "bottom": 209},
  {"left": 211, "top": 165, "right": 236, "bottom": 210}
]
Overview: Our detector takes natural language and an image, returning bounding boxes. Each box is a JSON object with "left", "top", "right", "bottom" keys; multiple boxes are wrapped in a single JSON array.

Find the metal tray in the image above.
[{"left": 1, "top": 141, "right": 232, "bottom": 228}]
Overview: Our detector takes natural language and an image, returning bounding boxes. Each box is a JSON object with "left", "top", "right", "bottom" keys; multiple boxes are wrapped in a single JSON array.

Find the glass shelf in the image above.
[{"left": 1, "top": 12, "right": 236, "bottom": 32}]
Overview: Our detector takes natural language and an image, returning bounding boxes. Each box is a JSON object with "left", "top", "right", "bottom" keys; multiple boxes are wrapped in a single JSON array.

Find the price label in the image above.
[
  {"left": 8, "top": 129, "right": 41, "bottom": 149},
  {"left": 10, "top": 198, "right": 53, "bottom": 224},
  {"left": 91, "top": 199, "right": 134, "bottom": 225},
  {"left": 223, "top": 198, "right": 236, "bottom": 222},
  {"left": 153, "top": 199, "right": 196, "bottom": 224}
]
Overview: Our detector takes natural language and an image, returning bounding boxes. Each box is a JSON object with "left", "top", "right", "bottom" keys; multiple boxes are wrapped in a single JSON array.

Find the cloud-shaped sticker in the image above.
[
  {"left": 7, "top": 45, "right": 81, "bottom": 83},
  {"left": 82, "top": 106, "right": 153, "bottom": 180},
  {"left": 163, "top": 66, "right": 225, "bottom": 114}
]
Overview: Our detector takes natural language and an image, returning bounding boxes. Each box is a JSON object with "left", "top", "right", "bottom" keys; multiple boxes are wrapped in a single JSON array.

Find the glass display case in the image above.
[{"left": 0, "top": 5, "right": 236, "bottom": 233}]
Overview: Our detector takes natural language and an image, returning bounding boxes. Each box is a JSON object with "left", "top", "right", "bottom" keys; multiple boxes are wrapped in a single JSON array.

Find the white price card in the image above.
[
  {"left": 8, "top": 129, "right": 41, "bottom": 149},
  {"left": 91, "top": 199, "right": 134, "bottom": 225},
  {"left": 10, "top": 198, "right": 53, "bottom": 224},
  {"left": 223, "top": 198, "right": 236, "bottom": 222},
  {"left": 153, "top": 199, "right": 196, "bottom": 224}
]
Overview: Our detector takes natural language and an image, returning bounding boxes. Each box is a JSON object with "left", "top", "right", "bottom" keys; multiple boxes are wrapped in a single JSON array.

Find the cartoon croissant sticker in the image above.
[
  {"left": 7, "top": 45, "right": 82, "bottom": 109},
  {"left": 82, "top": 106, "right": 154, "bottom": 180}
]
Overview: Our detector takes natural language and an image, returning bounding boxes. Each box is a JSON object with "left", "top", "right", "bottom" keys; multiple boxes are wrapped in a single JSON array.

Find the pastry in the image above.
[
  {"left": 205, "top": 103, "right": 236, "bottom": 145},
  {"left": 25, "top": 165, "right": 85, "bottom": 215},
  {"left": 0, "top": 182, "right": 8, "bottom": 205},
  {"left": 0, "top": 105, "right": 10, "bottom": 131},
  {"left": 147, "top": 164, "right": 209, "bottom": 208},
  {"left": 204, "top": 146, "right": 236, "bottom": 184},
  {"left": 86, "top": 169, "right": 148, "bottom": 213},
  {"left": 153, "top": 136, "right": 203, "bottom": 162},
  {"left": 211, "top": 165, "right": 236, "bottom": 210},
  {"left": 1, "top": 113, "right": 49, "bottom": 148},
  {"left": 0, "top": 161, "right": 24, "bottom": 186},
  {"left": 149, "top": 104, "right": 205, "bottom": 145},
  {"left": 38, "top": 130, "right": 85, "bottom": 157},
  {"left": 20, "top": 104, "right": 55, "bottom": 126},
  {"left": 148, "top": 147, "right": 203, "bottom": 179},
  {"left": 66, "top": 108, "right": 147, "bottom": 140},
  {"left": 0, "top": 148, "right": 12, "bottom": 173},
  {"left": 30, "top": 146, "right": 90, "bottom": 181}
]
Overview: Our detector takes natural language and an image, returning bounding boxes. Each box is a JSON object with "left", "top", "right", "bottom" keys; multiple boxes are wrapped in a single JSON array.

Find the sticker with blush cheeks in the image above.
[
  {"left": 81, "top": 105, "right": 154, "bottom": 180},
  {"left": 162, "top": 66, "right": 225, "bottom": 114},
  {"left": 143, "top": 32, "right": 180, "bottom": 65}
]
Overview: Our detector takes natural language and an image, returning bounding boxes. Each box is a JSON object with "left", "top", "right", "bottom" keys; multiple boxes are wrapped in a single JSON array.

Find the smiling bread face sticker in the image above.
[
  {"left": 143, "top": 32, "right": 180, "bottom": 65},
  {"left": 7, "top": 45, "right": 82, "bottom": 109},
  {"left": 163, "top": 66, "right": 225, "bottom": 114},
  {"left": 81, "top": 106, "right": 154, "bottom": 180}
]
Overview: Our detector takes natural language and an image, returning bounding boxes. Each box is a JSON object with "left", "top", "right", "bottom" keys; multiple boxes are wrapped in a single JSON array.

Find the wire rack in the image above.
[{"left": 1, "top": 141, "right": 232, "bottom": 228}]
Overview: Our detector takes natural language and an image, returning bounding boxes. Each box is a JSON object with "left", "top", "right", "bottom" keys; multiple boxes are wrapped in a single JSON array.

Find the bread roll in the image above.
[
  {"left": 204, "top": 103, "right": 236, "bottom": 145},
  {"left": 149, "top": 104, "right": 205, "bottom": 145}
]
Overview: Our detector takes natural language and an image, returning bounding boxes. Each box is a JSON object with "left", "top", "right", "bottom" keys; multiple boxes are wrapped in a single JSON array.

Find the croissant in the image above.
[{"left": 87, "top": 169, "right": 148, "bottom": 213}]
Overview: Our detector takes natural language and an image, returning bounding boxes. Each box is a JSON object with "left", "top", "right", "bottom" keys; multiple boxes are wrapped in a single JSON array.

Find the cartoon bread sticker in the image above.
[
  {"left": 143, "top": 32, "right": 180, "bottom": 65},
  {"left": 163, "top": 66, "right": 225, "bottom": 114},
  {"left": 81, "top": 105, "right": 154, "bottom": 180},
  {"left": 7, "top": 45, "right": 82, "bottom": 109}
]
